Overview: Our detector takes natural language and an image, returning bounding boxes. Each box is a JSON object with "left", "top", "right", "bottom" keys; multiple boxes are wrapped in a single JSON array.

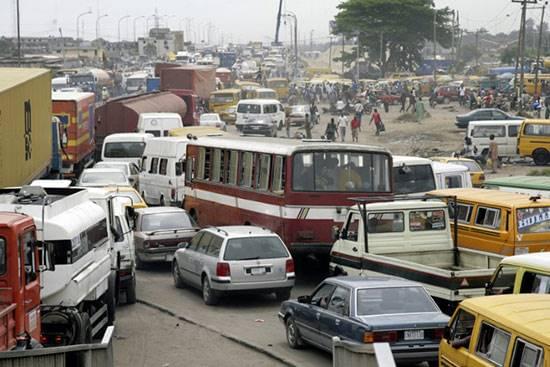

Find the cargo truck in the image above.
[
  {"left": 159, "top": 65, "right": 216, "bottom": 100},
  {"left": 68, "top": 68, "right": 113, "bottom": 101},
  {"left": 0, "top": 68, "right": 54, "bottom": 187},
  {"left": 52, "top": 92, "right": 96, "bottom": 177},
  {"left": 0, "top": 186, "right": 117, "bottom": 347}
]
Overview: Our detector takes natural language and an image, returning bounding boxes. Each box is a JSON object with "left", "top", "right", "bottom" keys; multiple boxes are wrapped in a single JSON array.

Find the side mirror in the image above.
[
  {"left": 111, "top": 225, "right": 123, "bottom": 243},
  {"left": 297, "top": 295, "right": 311, "bottom": 304},
  {"left": 177, "top": 241, "right": 189, "bottom": 249},
  {"left": 126, "top": 207, "right": 136, "bottom": 229},
  {"left": 484, "top": 282, "right": 492, "bottom": 296},
  {"left": 39, "top": 242, "right": 55, "bottom": 272},
  {"left": 332, "top": 226, "right": 341, "bottom": 241}
]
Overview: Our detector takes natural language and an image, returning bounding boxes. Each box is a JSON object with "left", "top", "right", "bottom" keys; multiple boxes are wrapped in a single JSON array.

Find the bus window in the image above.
[
  {"left": 257, "top": 154, "right": 271, "bottom": 191},
  {"left": 228, "top": 151, "right": 239, "bottom": 185},
  {"left": 212, "top": 149, "right": 222, "bottom": 182},
  {"left": 197, "top": 148, "right": 206, "bottom": 179},
  {"left": 240, "top": 152, "right": 253, "bottom": 187},
  {"left": 272, "top": 156, "right": 285, "bottom": 194},
  {"left": 475, "top": 207, "right": 501, "bottom": 229}
]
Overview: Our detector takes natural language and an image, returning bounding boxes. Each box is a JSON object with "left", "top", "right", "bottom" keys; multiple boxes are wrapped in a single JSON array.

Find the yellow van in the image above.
[
  {"left": 440, "top": 294, "right": 550, "bottom": 367},
  {"left": 486, "top": 252, "right": 550, "bottom": 295},
  {"left": 266, "top": 78, "right": 289, "bottom": 101},
  {"left": 431, "top": 157, "right": 485, "bottom": 187},
  {"left": 429, "top": 188, "right": 550, "bottom": 256},
  {"left": 234, "top": 80, "right": 261, "bottom": 99},
  {"left": 209, "top": 89, "right": 240, "bottom": 121},
  {"left": 518, "top": 119, "right": 550, "bottom": 165}
]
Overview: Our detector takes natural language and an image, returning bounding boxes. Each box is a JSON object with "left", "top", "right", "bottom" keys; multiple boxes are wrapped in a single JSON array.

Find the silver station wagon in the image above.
[{"left": 172, "top": 226, "right": 295, "bottom": 305}]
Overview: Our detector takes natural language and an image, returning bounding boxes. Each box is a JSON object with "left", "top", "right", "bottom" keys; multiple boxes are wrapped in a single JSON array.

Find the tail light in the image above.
[
  {"left": 434, "top": 328, "right": 445, "bottom": 340},
  {"left": 216, "top": 262, "right": 231, "bottom": 277},
  {"left": 40, "top": 335, "right": 48, "bottom": 345},
  {"left": 285, "top": 259, "right": 295, "bottom": 274},
  {"left": 363, "top": 331, "right": 398, "bottom": 343}
]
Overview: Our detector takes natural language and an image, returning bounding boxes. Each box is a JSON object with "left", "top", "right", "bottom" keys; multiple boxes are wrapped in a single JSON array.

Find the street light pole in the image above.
[
  {"left": 96, "top": 14, "right": 108, "bottom": 41},
  {"left": 534, "top": 2, "right": 548, "bottom": 96},
  {"left": 283, "top": 12, "right": 298, "bottom": 79},
  {"left": 76, "top": 10, "right": 92, "bottom": 60},
  {"left": 433, "top": 4, "right": 437, "bottom": 86},
  {"left": 118, "top": 15, "right": 130, "bottom": 42},
  {"left": 133, "top": 16, "right": 145, "bottom": 42},
  {"left": 16, "top": 0, "right": 21, "bottom": 67}
]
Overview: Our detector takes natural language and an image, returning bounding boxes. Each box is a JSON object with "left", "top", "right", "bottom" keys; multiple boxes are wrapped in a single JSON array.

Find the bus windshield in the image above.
[
  {"left": 292, "top": 151, "right": 390, "bottom": 192},
  {"left": 393, "top": 164, "right": 436, "bottom": 194},
  {"left": 211, "top": 94, "right": 237, "bottom": 104}
]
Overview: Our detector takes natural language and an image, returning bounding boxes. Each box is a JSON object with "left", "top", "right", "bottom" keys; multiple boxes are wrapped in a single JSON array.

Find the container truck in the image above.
[
  {"left": 0, "top": 68, "right": 53, "bottom": 187},
  {"left": 52, "top": 92, "right": 96, "bottom": 177},
  {"left": 68, "top": 68, "right": 113, "bottom": 100},
  {"left": 0, "top": 186, "right": 117, "bottom": 347},
  {"left": 159, "top": 65, "right": 216, "bottom": 100}
]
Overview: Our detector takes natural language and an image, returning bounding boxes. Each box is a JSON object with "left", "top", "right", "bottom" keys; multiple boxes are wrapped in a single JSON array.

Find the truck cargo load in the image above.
[
  {"left": 160, "top": 65, "right": 216, "bottom": 99},
  {"left": 52, "top": 92, "right": 96, "bottom": 176},
  {"left": 154, "top": 62, "right": 180, "bottom": 78},
  {"left": 94, "top": 92, "right": 186, "bottom": 156},
  {"left": 0, "top": 68, "right": 52, "bottom": 187}
]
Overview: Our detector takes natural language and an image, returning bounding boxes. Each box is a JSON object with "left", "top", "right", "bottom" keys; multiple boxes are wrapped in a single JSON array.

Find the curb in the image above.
[{"left": 137, "top": 298, "right": 298, "bottom": 367}]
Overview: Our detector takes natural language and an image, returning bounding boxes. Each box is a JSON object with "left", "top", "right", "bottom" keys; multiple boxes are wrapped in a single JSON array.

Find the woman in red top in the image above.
[
  {"left": 369, "top": 109, "right": 383, "bottom": 136},
  {"left": 351, "top": 116, "right": 360, "bottom": 142}
]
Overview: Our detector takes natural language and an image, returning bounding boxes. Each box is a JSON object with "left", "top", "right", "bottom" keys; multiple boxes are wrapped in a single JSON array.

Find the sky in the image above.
[{"left": 0, "top": 0, "right": 537, "bottom": 44}]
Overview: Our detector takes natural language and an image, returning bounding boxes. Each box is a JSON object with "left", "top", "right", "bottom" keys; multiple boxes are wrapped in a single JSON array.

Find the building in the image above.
[{"left": 137, "top": 28, "right": 184, "bottom": 58}]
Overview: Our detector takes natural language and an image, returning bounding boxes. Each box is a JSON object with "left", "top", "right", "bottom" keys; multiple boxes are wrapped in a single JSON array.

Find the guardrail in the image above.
[
  {"left": 0, "top": 326, "right": 114, "bottom": 367},
  {"left": 332, "top": 337, "right": 396, "bottom": 367}
]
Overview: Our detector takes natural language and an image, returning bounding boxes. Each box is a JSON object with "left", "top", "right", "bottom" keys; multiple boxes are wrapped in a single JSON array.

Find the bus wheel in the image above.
[{"left": 533, "top": 149, "right": 550, "bottom": 166}]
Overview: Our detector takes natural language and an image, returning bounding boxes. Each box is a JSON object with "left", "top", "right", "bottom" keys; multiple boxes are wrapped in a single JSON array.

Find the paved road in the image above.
[{"left": 132, "top": 262, "right": 333, "bottom": 367}]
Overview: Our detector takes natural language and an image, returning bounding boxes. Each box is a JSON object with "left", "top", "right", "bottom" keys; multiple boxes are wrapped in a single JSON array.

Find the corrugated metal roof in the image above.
[{"left": 0, "top": 67, "right": 50, "bottom": 93}]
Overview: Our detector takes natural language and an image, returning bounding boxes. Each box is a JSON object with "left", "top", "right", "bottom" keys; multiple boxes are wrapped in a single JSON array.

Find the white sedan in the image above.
[
  {"left": 200, "top": 113, "right": 227, "bottom": 131},
  {"left": 77, "top": 168, "right": 131, "bottom": 188}
]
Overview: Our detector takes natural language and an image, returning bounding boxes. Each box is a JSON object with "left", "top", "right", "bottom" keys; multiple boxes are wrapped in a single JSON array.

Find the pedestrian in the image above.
[
  {"left": 337, "top": 113, "right": 348, "bottom": 142},
  {"left": 533, "top": 97, "right": 542, "bottom": 118},
  {"left": 545, "top": 94, "right": 550, "bottom": 119},
  {"left": 285, "top": 116, "right": 291, "bottom": 138},
  {"left": 400, "top": 91, "right": 407, "bottom": 113},
  {"left": 488, "top": 134, "right": 499, "bottom": 173},
  {"left": 351, "top": 116, "right": 360, "bottom": 143},
  {"left": 406, "top": 93, "right": 416, "bottom": 113},
  {"left": 310, "top": 103, "right": 319, "bottom": 125},
  {"left": 459, "top": 84, "right": 466, "bottom": 106},
  {"left": 354, "top": 99, "right": 364, "bottom": 121},
  {"left": 383, "top": 98, "right": 390, "bottom": 113},
  {"left": 325, "top": 118, "right": 338, "bottom": 142},
  {"left": 304, "top": 113, "right": 312, "bottom": 139},
  {"left": 369, "top": 108, "right": 383, "bottom": 136}
]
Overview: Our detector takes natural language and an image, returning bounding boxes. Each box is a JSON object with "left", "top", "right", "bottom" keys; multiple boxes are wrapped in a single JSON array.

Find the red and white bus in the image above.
[{"left": 183, "top": 136, "right": 393, "bottom": 256}]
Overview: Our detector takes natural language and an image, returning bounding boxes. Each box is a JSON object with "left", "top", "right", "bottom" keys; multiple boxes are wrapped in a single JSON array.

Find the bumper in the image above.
[
  {"left": 137, "top": 247, "right": 177, "bottom": 263},
  {"left": 290, "top": 242, "right": 333, "bottom": 256},
  {"left": 210, "top": 277, "right": 295, "bottom": 292},
  {"left": 391, "top": 345, "right": 439, "bottom": 363},
  {"left": 455, "top": 121, "right": 467, "bottom": 128},
  {"left": 237, "top": 124, "right": 274, "bottom": 134}
]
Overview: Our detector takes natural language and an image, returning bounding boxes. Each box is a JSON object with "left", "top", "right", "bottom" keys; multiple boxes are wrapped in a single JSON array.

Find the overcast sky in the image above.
[{"left": 0, "top": 0, "right": 536, "bottom": 44}]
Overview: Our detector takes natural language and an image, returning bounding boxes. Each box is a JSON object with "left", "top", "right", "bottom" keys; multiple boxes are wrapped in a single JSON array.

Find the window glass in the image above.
[
  {"left": 471, "top": 126, "right": 506, "bottom": 138},
  {"left": 524, "top": 123, "right": 550, "bottom": 136},
  {"left": 311, "top": 283, "right": 336, "bottom": 309},
  {"left": 367, "top": 212, "right": 404, "bottom": 233},
  {"left": 140, "top": 212, "right": 195, "bottom": 231},
  {"left": 409, "top": 210, "right": 446, "bottom": 231},
  {"left": 204, "top": 148, "right": 211, "bottom": 180},
  {"left": 293, "top": 152, "right": 390, "bottom": 193},
  {"left": 141, "top": 157, "right": 147, "bottom": 172},
  {"left": 0, "top": 238, "right": 5, "bottom": 275},
  {"left": 475, "top": 207, "right": 501, "bottom": 228},
  {"left": 223, "top": 236, "right": 288, "bottom": 260},
  {"left": 272, "top": 156, "right": 285, "bottom": 194},
  {"left": 197, "top": 147, "right": 205, "bottom": 179},
  {"left": 356, "top": 287, "right": 438, "bottom": 316},
  {"left": 517, "top": 207, "right": 550, "bottom": 234},
  {"left": 453, "top": 203, "right": 473, "bottom": 223},
  {"left": 159, "top": 159, "right": 168, "bottom": 175},
  {"left": 237, "top": 103, "right": 261, "bottom": 114},
  {"left": 206, "top": 235, "right": 223, "bottom": 257},
  {"left": 22, "top": 231, "right": 36, "bottom": 284},
  {"left": 520, "top": 272, "right": 550, "bottom": 294},
  {"left": 240, "top": 152, "right": 253, "bottom": 187},
  {"left": 188, "top": 232, "right": 203, "bottom": 251},
  {"left": 490, "top": 265, "right": 518, "bottom": 295},
  {"left": 103, "top": 142, "right": 146, "bottom": 158},
  {"left": 344, "top": 213, "right": 361, "bottom": 241},
  {"left": 114, "top": 217, "right": 124, "bottom": 243},
  {"left": 212, "top": 149, "right": 222, "bottom": 182},
  {"left": 175, "top": 160, "right": 184, "bottom": 176},
  {"left": 393, "top": 164, "right": 436, "bottom": 195},
  {"left": 258, "top": 154, "right": 271, "bottom": 191},
  {"left": 228, "top": 151, "right": 239, "bottom": 185},
  {"left": 511, "top": 339, "right": 543, "bottom": 367},
  {"left": 149, "top": 158, "right": 159, "bottom": 174},
  {"left": 476, "top": 323, "right": 511, "bottom": 366},
  {"left": 197, "top": 232, "right": 213, "bottom": 254},
  {"left": 449, "top": 309, "right": 476, "bottom": 349},
  {"left": 327, "top": 287, "right": 350, "bottom": 316},
  {"left": 508, "top": 125, "right": 519, "bottom": 137},
  {"left": 445, "top": 175, "right": 463, "bottom": 188}
]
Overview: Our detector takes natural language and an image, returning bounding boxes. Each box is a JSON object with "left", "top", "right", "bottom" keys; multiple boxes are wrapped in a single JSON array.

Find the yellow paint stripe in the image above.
[{"left": 67, "top": 132, "right": 91, "bottom": 147}]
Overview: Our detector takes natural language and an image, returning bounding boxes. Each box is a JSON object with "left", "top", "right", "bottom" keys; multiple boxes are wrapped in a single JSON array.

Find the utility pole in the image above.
[
  {"left": 16, "top": 0, "right": 21, "bottom": 67},
  {"left": 329, "top": 36, "right": 333, "bottom": 71},
  {"left": 355, "top": 33, "right": 360, "bottom": 81},
  {"left": 310, "top": 30, "right": 314, "bottom": 51},
  {"left": 433, "top": 5, "right": 437, "bottom": 85},
  {"left": 342, "top": 35, "right": 345, "bottom": 75},
  {"left": 534, "top": 2, "right": 548, "bottom": 96},
  {"left": 274, "top": 0, "right": 283, "bottom": 45},
  {"left": 59, "top": 28, "right": 66, "bottom": 68}
]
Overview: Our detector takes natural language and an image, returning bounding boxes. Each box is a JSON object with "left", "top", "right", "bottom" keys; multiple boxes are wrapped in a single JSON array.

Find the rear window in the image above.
[
  {"left": 471, "top": 126, "right": 505, "bottom": 138},
  {"left": 393, "top": 164, "right": 436, "bottom": 194},
  {"left": 140, "top": 212, "right": 195, "bottom": 232},
  {"left": 104, "top": 142, "right": 146, "bottom": 158},
  {"left": 356, "top": 286, "right": 438, "bottom": 316},
  {"left": 237, "top": 104, "right": 261, "bottom": 114},
  {"left": 223, "top": 236, "right": 288, "bottom": 261}
]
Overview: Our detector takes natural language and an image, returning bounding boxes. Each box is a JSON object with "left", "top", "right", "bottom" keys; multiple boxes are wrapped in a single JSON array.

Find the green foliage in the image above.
[
  {"left": 500, "top": 44, "right": 516, "bottom": 65},
  {"left": 460, "top": 44, "right": 482, "bottom": 64},
  {"left": 334, "top": 0, "right": 455, "bottom": 73}
]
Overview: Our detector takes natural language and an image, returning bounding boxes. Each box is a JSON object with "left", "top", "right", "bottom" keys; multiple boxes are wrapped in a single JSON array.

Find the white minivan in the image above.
[
  {"left": 101, "top": 133, "right": 153, "bottom": 166},
  {"left": 137, "top": 113, "right": 184, "bottom": 137},
  {"left": 392, "top": 156, "right": 437, "bottom": 196},
  {"left": 235, "top": 99, "right": 285, "bottom": 137},
  {"left": 139, "top": 137, "right": 187, "bottom": 206},
  {"left": 432, "top": 161, "right": 472, "bottom": 189},
  {"left": 467, "top": 120, "right": 523, "bottom": 158}
]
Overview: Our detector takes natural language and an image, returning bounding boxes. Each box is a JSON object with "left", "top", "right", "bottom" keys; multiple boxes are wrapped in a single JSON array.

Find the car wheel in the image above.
[
  {"left": 276, "top": 288, "right": 292, "bottom": 302},
  {"left": 126, "top": 275, "right": 137, "bottom": 304},
  {"left": 202, "top": 277, "right": 219, "bottom": 306},
  {"left": 533, "top": 149, "right": 550, "bottom": 166},
  {"left": 172, "top": 261, "right": 185, "bottom": 289},
  {"left": 285, "top": 317, "right": 304, "bottom": 349}
]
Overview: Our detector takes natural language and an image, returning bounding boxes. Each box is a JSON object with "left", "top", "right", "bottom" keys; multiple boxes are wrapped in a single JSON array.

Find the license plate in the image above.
[
  {"left": 252, "top": 126, "right": 260, "bottom": 130},
  {"left": 404, "top": 330, "right": 424, "bottom": 340},
  {"left": 250, "top": 267, "right": 265, "bottom": 275},
  {"left": 165, "top": 254, "right": 174, "bottom": 262}
]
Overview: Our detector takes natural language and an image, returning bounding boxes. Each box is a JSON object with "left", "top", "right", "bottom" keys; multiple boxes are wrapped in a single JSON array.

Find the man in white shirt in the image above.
[{"left": 337, "top": 113, "right": 348, "bottom": 142}]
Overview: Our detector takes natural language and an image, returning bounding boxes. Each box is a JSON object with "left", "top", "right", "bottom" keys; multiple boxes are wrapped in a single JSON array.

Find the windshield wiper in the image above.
[{"left": 239, "top": 256, "right": 261, "bottom": 260}]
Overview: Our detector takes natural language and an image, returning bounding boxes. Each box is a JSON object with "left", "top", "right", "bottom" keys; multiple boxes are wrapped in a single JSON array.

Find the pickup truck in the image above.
[{"left": 329, "top": 199, "right": 504, "bottom": 314}]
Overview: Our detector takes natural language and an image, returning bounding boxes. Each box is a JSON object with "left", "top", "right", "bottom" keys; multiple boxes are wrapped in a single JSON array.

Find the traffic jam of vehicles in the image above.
[{"left": 2, "top": 1, "right": 550, "bottom": 366}]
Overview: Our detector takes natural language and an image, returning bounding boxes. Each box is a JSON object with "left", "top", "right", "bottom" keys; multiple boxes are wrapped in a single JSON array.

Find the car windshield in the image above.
[
  {"left": 356, "top": 286, "right": 438, "bottom": 316},
  {"left": 292, "top": 151, "right": 391, "bottom": 193},
  {"left": 449, "top": 160, "right": 482, "bottom": 171},
  {"left": 237, "top": 104, "right": 261, "bottom": 114},
  {"left": 211, "top": 94, "right": 236, "bottom": 104},
  {"left": 393, "top": 164, "right": 436, "bottom": 194},
  {"left": 141, "top": 212, "right": 195, "bottom": 232},
  {"left": 104, "top": 142, "right": 146, "bottom": 158},
  {"left": 292, "top": 106, "right": 307, "bottom": 113},
  {"left": 95, "top": 163, "right": 129, "bottom": 174},
  {"left": 517, "top": 207, "right": 550, "bottom": 234},
  {"left": 201, "top": 114, "right": 219, "bottom": 122},
  {"left": 223, "top": 236, "right": 288, "bottom": 261},
  {"left": 80, "top": 171, "right": 127, "bottom": 185}
]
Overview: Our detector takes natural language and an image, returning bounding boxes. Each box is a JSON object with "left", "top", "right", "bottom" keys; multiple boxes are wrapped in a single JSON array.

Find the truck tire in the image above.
[
  {"left": 77, "top": 312, "right": 92, "bottom": 344},
  {"left": 533, "top": 149, "right": 550, "bottom": 165},
  {"left": 126, "top": 275, "right": 137, "bottom": 304}
]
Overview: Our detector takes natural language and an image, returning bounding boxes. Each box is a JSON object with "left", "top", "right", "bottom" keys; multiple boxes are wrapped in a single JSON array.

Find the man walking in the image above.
[
  {"left": 488, "top": 134, "right": 499, "bottom": 173},
  {"left": 337, "top": 113, "right": 348, "bottom": 142},
  {"left": 369, "top": 109, "right": 383, "bottom": 136}
]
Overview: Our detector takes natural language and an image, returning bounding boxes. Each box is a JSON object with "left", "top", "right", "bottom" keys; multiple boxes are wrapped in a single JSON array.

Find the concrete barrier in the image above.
[{"left": 332, "top": 337, "right": 396, "bottom": 367}]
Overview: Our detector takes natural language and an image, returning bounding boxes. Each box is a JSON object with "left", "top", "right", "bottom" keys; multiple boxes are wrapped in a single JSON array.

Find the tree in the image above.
[
  {"left": 500, "top": 44, "right": 517, "bottom": 65},
  {"left": 459, "top": 44, "right": 482, "bottom": 65},
  {"left": 334, "top": 0, "right": 454, "bottom": 74},
  {"left": 0, "top": 38, "right": 14, "bottom": 57}
]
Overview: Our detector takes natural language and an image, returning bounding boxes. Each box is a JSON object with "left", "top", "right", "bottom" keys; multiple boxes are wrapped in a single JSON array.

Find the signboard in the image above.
[{"left": 517, "top": 207, "right": 550, "bottom": 233}]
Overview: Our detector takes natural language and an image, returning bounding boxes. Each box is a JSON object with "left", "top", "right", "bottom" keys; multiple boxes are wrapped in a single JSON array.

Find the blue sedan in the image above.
[{"left": 278, "top": 276, "right": 449, "bottom": 365}]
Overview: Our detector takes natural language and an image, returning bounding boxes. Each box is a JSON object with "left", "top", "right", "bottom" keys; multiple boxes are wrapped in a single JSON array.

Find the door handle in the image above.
[
  {"left": 352, "top": 247, "right": 358, "bottom": 252},
  {"left": 315, "top": 312, "right": 320, "bottom": 320}
]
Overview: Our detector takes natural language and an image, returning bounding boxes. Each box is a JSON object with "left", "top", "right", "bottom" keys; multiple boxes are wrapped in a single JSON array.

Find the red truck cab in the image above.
[
  {"left": 168, "top": 89, "right": 200, "bottom": 126},
  {"left": 0, "top": 213, "right": 41, "bottom": 351}
]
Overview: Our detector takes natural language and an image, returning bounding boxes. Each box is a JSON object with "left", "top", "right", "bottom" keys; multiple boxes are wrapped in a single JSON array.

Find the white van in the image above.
[
  {"left": 432, "top": 161, "right": 472, "bottom": 189},
  {"left": 125, "top": 71, "right": 149, "bottom": 93},
  {"left": 101, "top": 133, "right": 153, "bottom": 166},
  {"left": 236, "top": 99, "right": 286, "bottom": 136},
  {"left": 467, "top": 120, "right": 523, "bottom": 158},
  {"left": 137, "top": 113, "right": 184, "bottom": 137},
  {"left": 139, "top": 137, "right": 187, "bottom": 206},
  {"left": 392, "top": 156, "right": 437, "bottom": 196}
]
